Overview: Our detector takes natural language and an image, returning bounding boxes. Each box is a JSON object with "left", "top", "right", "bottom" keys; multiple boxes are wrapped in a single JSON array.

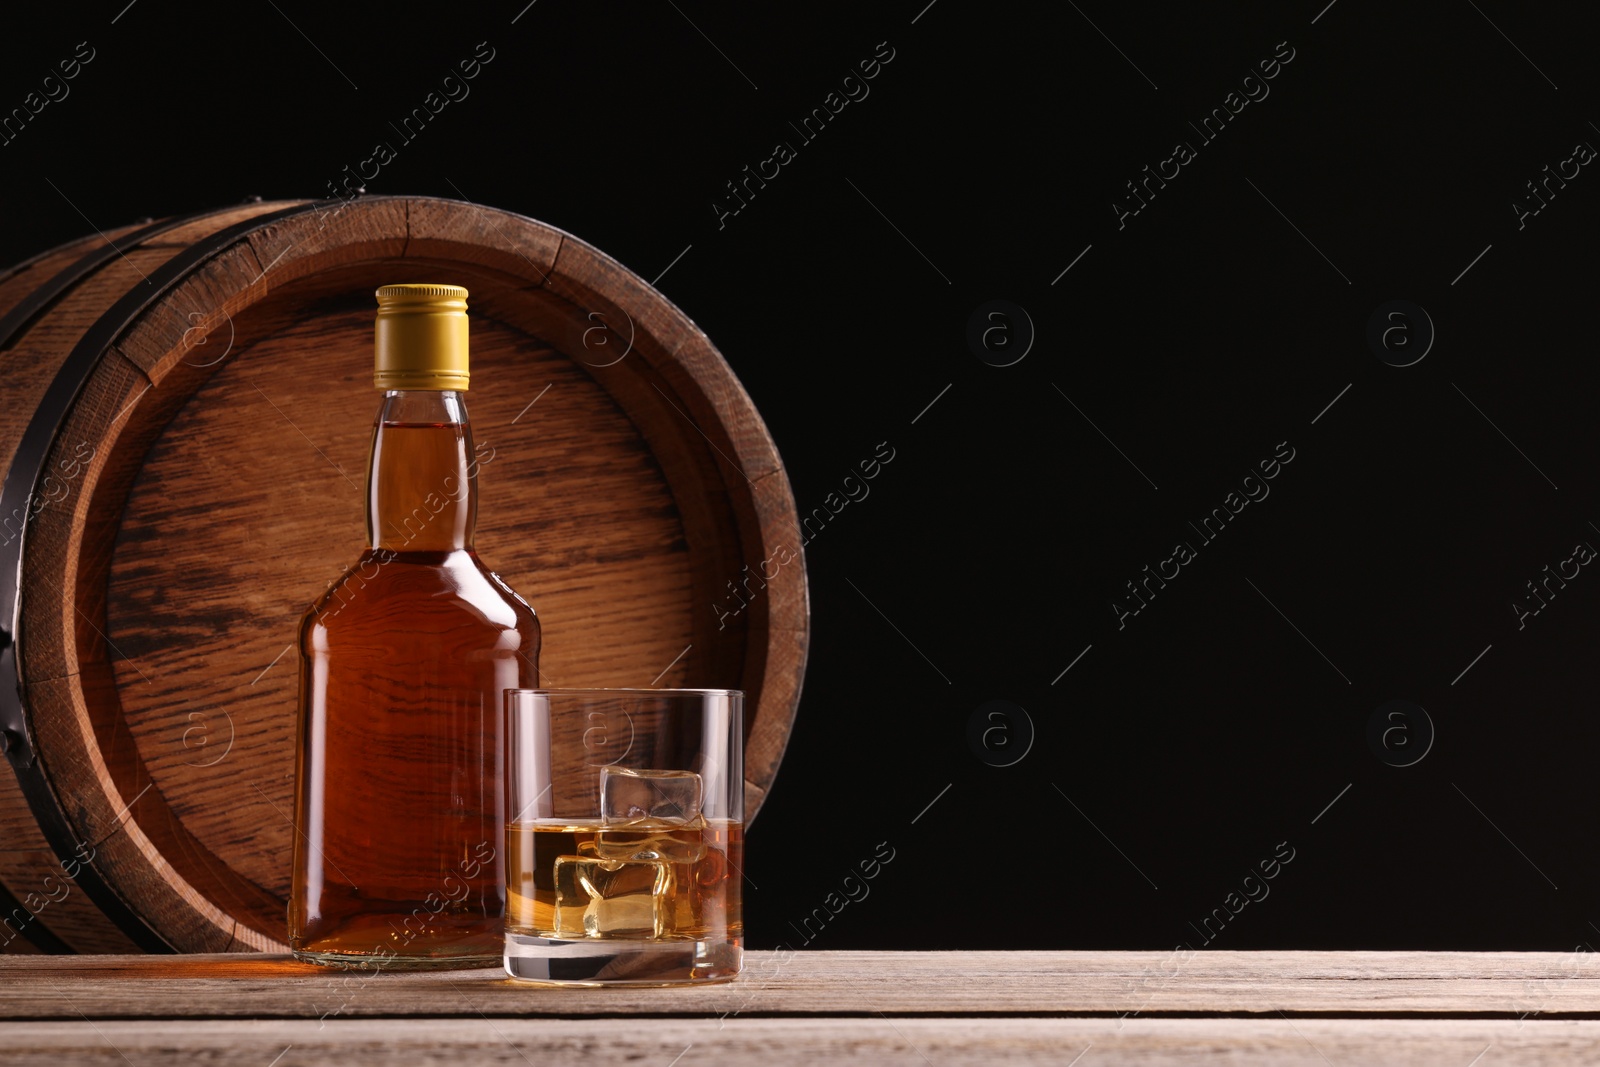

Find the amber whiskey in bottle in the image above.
[{"left": 289, "top": 283, "right": 540, "bottom": 968}]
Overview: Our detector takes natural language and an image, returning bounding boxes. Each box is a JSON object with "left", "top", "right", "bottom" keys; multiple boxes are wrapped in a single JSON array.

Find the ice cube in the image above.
[
  {"left": 551, "top": 854, "right": 671, "bottom": 939},
  {"left": 600, "top": 767, "right": 702, "bottom": 824},
  {"left": 582, "top": 815, "right": 708, "bottom": 864}
]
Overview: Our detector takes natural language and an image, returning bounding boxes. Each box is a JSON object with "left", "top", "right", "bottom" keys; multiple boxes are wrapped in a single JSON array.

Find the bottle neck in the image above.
[{"left": 367, "top": 390, "right": 477, "bottom": 553}]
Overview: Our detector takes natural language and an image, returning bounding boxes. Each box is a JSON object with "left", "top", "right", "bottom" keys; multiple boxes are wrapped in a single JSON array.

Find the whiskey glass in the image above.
[{"left": 503, "top": 688, "right": 743, "bottom": 984}]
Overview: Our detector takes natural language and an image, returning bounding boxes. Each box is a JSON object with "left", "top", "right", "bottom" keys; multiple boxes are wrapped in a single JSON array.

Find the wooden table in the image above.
[{"left": 5, "top": 951, "right": 1600, "bottom": 1064}]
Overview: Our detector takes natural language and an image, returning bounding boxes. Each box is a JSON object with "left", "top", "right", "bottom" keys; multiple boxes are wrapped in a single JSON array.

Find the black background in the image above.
[{"left": 5, "top": 1, "right": 1600, "bottom": 952}]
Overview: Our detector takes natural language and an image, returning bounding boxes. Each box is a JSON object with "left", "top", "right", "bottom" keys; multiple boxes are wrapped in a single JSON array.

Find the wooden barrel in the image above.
[{"left": 0, "top": 197, "right": 808, "bottom": 954}]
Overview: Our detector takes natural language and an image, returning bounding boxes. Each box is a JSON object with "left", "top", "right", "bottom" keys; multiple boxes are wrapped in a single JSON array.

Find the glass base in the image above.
[
  {"left": 291, "top": 949, "right": 501, "bottom": 972},
  {"left": 502, "top": 932, "right": 742, "bottom": 985}
]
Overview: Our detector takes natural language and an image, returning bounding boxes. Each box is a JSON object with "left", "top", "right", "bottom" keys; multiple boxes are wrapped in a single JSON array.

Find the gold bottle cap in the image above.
[{"left": 373, "top": 283, "right": 470, "bottom": 390}]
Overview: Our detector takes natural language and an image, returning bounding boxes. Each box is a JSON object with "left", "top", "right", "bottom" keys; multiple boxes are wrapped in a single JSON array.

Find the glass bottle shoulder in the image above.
[{"left": 301, "top": 548, "right": 538, "bottom": 647}]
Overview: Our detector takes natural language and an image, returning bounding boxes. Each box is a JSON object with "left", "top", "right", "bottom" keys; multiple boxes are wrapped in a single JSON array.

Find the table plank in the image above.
[
  {"left": 0, "top": 1017, "right": 1596, "bottom": 1066},
  {"left": 4, "top": 951, "right": 1600, "bottom": 1019}
]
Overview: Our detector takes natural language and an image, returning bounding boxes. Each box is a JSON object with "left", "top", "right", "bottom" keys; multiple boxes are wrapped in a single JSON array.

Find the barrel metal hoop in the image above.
[
  {"left": 0, "top": 207, "right": 248, "bottom": 379},
  {"left": 0, "top": 224, "right": 128, "bottom": 291}
]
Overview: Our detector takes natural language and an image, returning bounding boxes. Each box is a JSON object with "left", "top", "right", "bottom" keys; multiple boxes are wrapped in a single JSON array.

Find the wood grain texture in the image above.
[
  {"left": 4, "top": 1017, "right": 1599, "bottom": 1067},
  {"left": 0, "top": 233, "right": 101, "bottom": 292},
  {"left": 5, "top": 951, "right": 1600, "bottom": 1065},
  {"left": 7, "top": 950, "right": 1600, "bottom": 1018},
  {"left": 0, "top": 196, "right": 806, "bottom": 953},
  {"left": 0, "top": 219, "right": 152, "bottom": 298}
]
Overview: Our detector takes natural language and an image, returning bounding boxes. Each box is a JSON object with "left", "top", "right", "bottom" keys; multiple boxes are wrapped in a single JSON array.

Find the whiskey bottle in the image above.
[{"left": 289, "top": 283, "right": 540, "bottom": 968}]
